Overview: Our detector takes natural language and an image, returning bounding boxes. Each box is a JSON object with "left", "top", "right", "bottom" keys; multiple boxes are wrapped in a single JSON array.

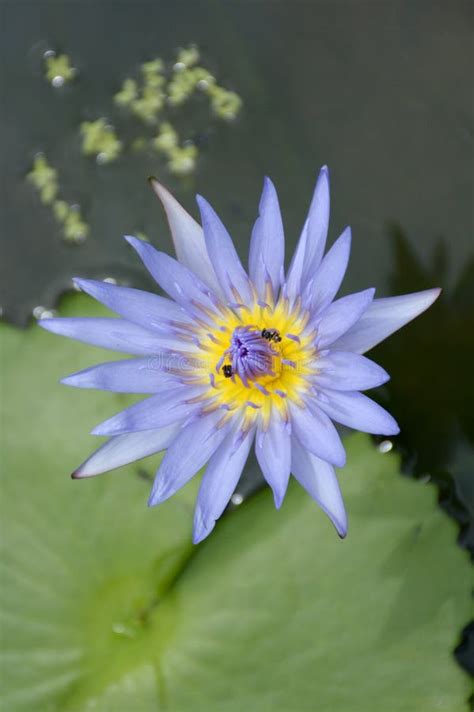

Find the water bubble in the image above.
[
  {"left": 33, "top": 306, "right": 56, "bottom": 319},
  {"left": 51, "top": 75, "right": 65, "bottom": 88},
  {"left": 103, "top": 277, "right": 117, "bottom": 285},
  {"left": 173, "top": 62, "right": 186, "bottom": 72},
  {"left": 378, "top": 440, "right": 393, "bottom": 454},
  {"left": 231, "top": 493, "right": 244, "bottom": 506}
]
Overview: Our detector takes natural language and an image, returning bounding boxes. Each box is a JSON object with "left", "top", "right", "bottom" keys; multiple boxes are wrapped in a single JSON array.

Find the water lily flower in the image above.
[{"left": 40, "top": 168, "right": 440, "bottom": 543}]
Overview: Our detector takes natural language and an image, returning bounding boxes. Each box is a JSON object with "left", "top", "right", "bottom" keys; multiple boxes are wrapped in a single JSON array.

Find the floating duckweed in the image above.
[
  {"left": 52, "top": 200, "right": 69, "bottom": 221},
  {"left": 75, "top": 45, "right": 241, "bottom": 183},
  {"left": 152, "top": 123, "right": 197, "bottom": 176},
  {"left": 175, "top": 44, "right": 200, "bottom": 68},
  {"left": 141, "top": 58, "right": 165, "bottom": 83},
  {"left": 207, "top": 85, "right": 242, "bottom": 121},
  {"left": 167, "top": 143, "right": 198, "bottom": 176},
  {"left": 27, "top": 154, "right": 59, "bottom": 205},
  {"left": 27, "top": 155, "right": 89, "bottom": 244},
  {"left": 43, "top": 51, "right": 76, "bottom": 87},
  {"left": 54, "top": 199, "right": 89, "bottom": 243},
  {"left": 152, "top": 122, "right": 178, "bottom": 152},
  {"left": 115, "top": 59, "right": 166, "bottom": 124},
  {"left": 167, "top": 66, "right": 214, "bottom": 107},
  {"left": 131, "top": 86, "right": 165, "bottom": 124},
  {"left": 114, "top": 78, "right": 138, "bottom": 108},
  {"left": 80, "top": 119, "right": 122, "bottom": 163},
  {"left": 62, "top": 204, "right": 89, "bottom": 243}
]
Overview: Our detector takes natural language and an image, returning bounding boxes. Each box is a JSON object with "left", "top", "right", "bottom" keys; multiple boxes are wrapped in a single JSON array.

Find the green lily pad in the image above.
[{"left": 1, "top": 294, "right": 470, "bottom": 711}]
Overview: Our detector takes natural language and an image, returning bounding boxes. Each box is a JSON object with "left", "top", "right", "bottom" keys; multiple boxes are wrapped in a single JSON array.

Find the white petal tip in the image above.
[
  {"left": 71, "top": 466, "right": 98, "bottom": 479},
  {"left": 319, "top": 165, "right": 330, "bottom": 181},
  {"left": 148, "top": 177, "right": 170, "bottom": 203},
  {"left": 429, "top": 287, "right": 442, "bottom": 303}
]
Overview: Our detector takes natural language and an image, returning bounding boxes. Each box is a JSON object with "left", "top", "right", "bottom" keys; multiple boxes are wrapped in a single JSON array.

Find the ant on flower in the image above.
[{"left": 261, "top": 328, "right": 282, "bottom": 343}]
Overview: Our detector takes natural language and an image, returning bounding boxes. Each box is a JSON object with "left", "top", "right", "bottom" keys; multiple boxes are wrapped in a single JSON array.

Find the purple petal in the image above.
[
  {"left": 61, "top": 358, "right": 180, "bottom": 393},
  {"left": 248, "top": 177, "right": 284, "bottom": 299},
  {"left": 255, "top": 414, "right": 291, "bottom": 508},
  {"left": 73, "top": 279, "right": 190, "bottom": 333},
  {"left": 39, "top": 317, "right": 184, "bottom": 355},
  {"left": 289, "top": 402, "right": 346, "bottom": 467},
  {"left": 72, "top": 423, "right": 181, "bottom": 478},
  {"left": 196, "top": 195, "right": 253, "bottom": 304},
  {"left": 91, "top": 386, "right": 205, "bottom": 436},
  {"left": 306, "top": 227, "right": 351, "bottom": 313},
  {"left": 301, "top": 165, "right": 331, "bottom": 288},
  {"left": 125, "top": 236, "right": 220, "bottom": 316},
  {"left": 286, "top": 166, "right": 330, "bottom": 300},
  {"left": 313, "top": 351, "right": 389, "bottom": 391},
  {"left": 148, "top": 410, "right": 230, "bottom": 506},
  {"left": 315, "top": 288, "right": 375, "bottom": 349},
  {"left": 286, "top": 221, "right": 308, "bottom": 304},
  {"left": 193, "top": 425, "right": 255, "bottom": 543},
  {"left": 316, "top": 388, "right": 400, "bottom": 435},
  {"left": 330, "top": 288, "right": 442, "bottom": 354},
  {"left": 291, "top": 437, "right": 347, "bottom": 537},
  {"left": 149, "top": 179, "right": 223, "bottom": 295}
]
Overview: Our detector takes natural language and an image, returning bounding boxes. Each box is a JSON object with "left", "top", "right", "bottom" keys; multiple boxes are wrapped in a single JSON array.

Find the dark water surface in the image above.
[{"left": 2, "top": 0, "right": 473, "bottom": 668}]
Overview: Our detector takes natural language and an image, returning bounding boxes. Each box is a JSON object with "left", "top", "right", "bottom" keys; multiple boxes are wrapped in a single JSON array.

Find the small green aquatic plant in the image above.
[
  {"left": 115, "top": 58, "right": 166, "bottom": 123},
  {"left": 80, "top": 119, "right": 123, "bottom": 164},
  {"left": 27, "top": 155, "right": 89, "bottom": 243},
  {"left": 112, "top": 44, "right": 243, "bottom": 174},
  {"left": 152, "top": 123, "right": 198, "bottom": 176},
  {"left": 26, "top": 154, "right": 58, "bottom": 204},
  {"left": 43, "top": 51, "right": 76, "bottom": 87},
  {"left": 28, "top": 44, "right": 242, "bottom": 250}
]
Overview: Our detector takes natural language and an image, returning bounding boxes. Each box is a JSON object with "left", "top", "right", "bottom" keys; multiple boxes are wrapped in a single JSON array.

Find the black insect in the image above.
[
  {"left": 222, "top": 364, "right": 233, "bottom": 378},
  {"left": 261, "top": 328, "right": 282, "bottom": 343}
]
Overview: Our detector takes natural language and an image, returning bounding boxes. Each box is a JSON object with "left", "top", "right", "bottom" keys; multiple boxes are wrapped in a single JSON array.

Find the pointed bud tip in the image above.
[{"left": 148, "top": 176, "right": 168, "bottom": 200}]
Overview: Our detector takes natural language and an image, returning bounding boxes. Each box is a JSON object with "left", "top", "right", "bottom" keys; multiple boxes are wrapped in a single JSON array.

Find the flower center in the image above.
[
  {"left": 225, "top": 326, "right": 279, "bottom": 387},
  {"left": 194, "top": 295, "right": 317, "bottom": 422}
]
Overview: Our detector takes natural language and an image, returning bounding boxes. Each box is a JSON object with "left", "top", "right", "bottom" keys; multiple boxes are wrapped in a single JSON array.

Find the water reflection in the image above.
[{"left": 372, "top": 225, "right": 474, "bottom": 552}]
